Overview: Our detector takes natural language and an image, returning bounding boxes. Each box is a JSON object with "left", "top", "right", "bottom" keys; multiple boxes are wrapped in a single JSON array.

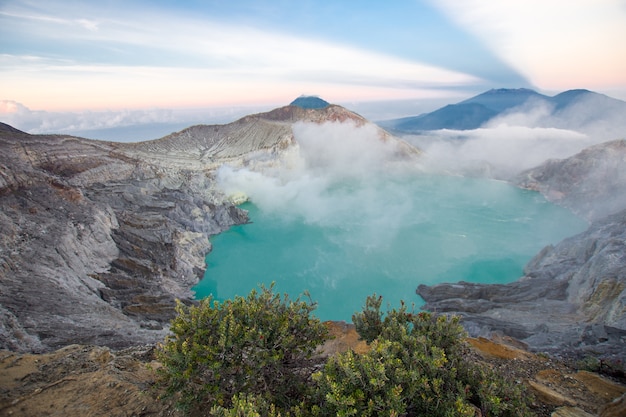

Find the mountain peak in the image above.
[
  {"left": 460, "top": 88, "right": 546, "bottom": 113},
  {"left": 290, "top": 96, "right": 330, "bottom": 109},
  {"left": 483, "top": 88, "right": 537, "bottom": 95}
]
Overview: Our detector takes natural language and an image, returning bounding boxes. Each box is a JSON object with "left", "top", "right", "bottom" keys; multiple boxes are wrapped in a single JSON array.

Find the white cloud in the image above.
[
  {"left": 216, "top": 121, "right": 418, "bottom": 244},
  {"left": 431, "top": 0, "right": 626, "bottom": 91},
  {"left": 0, "top": 99, "right": 201, "bottom": 138},
  {"left": 405, "top": 126, "right": 594, "bottom": 179},
  {"left": 481, "top": 94, "right": 626, "bottom": 141},
  {"left": 75, "top": 18, "right": 98, "bottom": 31},
  {"left": 0, "top": 99, "right": 278, "bottom": 140}
]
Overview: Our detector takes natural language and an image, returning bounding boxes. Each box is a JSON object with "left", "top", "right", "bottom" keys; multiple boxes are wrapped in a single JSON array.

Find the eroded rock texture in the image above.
[{"left": 0, "top": 128, "right": 248, "bottom": 351}]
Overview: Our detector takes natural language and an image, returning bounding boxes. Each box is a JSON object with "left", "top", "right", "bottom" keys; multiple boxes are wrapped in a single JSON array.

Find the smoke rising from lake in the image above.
[
  {"left": 217, "top": 121, "right": 420, "bottom": 245},
  {"left": 204, "top": 119, "right": 589, "bottom": 319}
]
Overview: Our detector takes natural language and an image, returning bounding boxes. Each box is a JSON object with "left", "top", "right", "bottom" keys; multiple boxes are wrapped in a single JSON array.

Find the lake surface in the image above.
[{"left": 193, "top": 174, "right": 587, "bottom": 321}]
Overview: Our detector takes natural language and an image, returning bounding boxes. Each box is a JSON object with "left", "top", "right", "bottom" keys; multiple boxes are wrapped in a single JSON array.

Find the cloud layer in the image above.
[{"left": 0, "top": 99, "right": 273, "bottom": 140}]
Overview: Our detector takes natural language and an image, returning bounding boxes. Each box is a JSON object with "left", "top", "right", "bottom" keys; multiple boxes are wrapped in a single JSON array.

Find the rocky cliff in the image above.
[
  {"left": 0, "top": 103, "right": 418, "bottom": 352},
  {"left": 418, "top": 139, "right": 626, "bottom": 360},
  {"left": 515, "top": 139, "right": 626, "bottom": 221}
]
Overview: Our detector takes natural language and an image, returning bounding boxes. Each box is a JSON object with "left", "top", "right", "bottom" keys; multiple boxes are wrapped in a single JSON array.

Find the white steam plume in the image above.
[{"left": 217, "top": 121, "right": 417, "bottom": 245}]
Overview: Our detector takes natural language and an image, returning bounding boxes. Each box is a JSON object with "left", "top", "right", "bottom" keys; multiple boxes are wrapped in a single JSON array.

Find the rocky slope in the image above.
[
  {"left": 515, "top": 139, "right": 626, "bottom": 221},
  {"left": 418, "top": 139, "right": 626, "bottom": 361},
  {"left": 0, "top": 103, "right": 419, "bottom": 353},
  {"left": 0, "top": 127, "right": 247, "bottom": 352}
]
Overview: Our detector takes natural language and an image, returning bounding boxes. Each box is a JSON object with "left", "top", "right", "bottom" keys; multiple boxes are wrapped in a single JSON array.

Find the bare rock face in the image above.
[
  {"left": 515, "top": 139, "right": 626, "bottom": 221},
  {"left": 123, "top": 104, "right": 419, "bottom": 171},
  {"left": 0, "top": 104, "right": 418, "bottom": 353},
  {"left": 419, "top": 139, "right": 626, "bottom": 361},
  {"left": 418, "top": 209, "right": 626, "bottom": 359},
  {"left": 0, "top": 128, "right": 248, "bottom": 352}
]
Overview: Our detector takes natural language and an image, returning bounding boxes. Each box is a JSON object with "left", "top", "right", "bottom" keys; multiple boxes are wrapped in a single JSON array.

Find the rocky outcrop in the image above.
[
  {"left": 0, "top": 103, "right": 418, "bottom": 353},
  {"left": 0, "top": 129, "right": 247, "bottom": 352},
  {"left": 418, "top": 209, "right": 626, "bottom": 358},
  {"left": 419, "top": 139, "right": 626, "bottom": 360},
  {"left": 123, "top": 104, "right": 417, "bottom": 172},
  {"left": 515, "top": 139, "right": 626, "bottom": 221}
]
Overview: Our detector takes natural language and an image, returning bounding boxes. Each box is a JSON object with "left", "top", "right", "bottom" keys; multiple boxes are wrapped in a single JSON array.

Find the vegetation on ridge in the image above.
[{"left": 156, "top": 286, "right": 533, "bottom": 416}]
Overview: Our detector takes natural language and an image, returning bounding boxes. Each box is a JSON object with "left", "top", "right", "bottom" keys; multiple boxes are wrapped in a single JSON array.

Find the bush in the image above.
[
  {"left": 312, "top": 296, "right": 533, "bottom": 417},
  {"left": 155, "top": 284, "right": 329, "bottom": 415},
  {"left": 156, "top": 290, "right": 533, "bottom": 416}
]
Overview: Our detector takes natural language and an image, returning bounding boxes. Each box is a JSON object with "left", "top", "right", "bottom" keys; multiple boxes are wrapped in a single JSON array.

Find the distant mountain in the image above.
[
  {"left": 548, "top": 89, "right": 626, "bottom": 128},
  {"left": 380, "top": 88, "right": 626, "bottom": 138},
  {"left": 550, "top": 89, "right": 593, "bottom": 110},
  {"left": 385, "top": 103, "right": 498, "bottom": 131},
  {"left": 459, "top": 88, "right": 547, "bottom": 112},
  {"left": 290, "top": 95, "right": 330, "bottom": 109}
]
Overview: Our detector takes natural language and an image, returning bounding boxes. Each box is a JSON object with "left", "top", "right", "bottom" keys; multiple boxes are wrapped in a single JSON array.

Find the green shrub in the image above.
[
  {"left": 155, "top": 284, "right": 329, "bottom": 415},
  {"left": 312, "top": 295, "right": 533, "bottom": 417},
  {"left": 350, "top": 294, "right": 384, "bottom": 344},
  {"left": 156, "top": 289, "right": 532, "bottom": 417}
]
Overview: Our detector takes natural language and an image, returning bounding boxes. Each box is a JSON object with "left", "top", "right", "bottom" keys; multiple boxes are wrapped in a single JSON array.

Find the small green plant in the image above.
[
  {"left": 350, "top": 293, "right": 383, "bottom": 343},
  {"left": 312, "top": 295, "right": 533, "bottom": 417},
  {"left": 155, "top": 284, "right": 329, "bottom": 415}
]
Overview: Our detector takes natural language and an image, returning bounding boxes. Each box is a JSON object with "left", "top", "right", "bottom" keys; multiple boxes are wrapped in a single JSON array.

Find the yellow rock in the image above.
[
  {"left": 573, "top": 370, "right": 626, "bottom": 402},
  {"left": 229, "top": 191, "right": 248, "bottom": 205},
  {"left": 467, "top": 336, "right": 534, "bottom": 360},
  {"left": 528, "top": 380, "right": 576, "bottom": 406},
  {"left": 600, "top": 392, "right": 626, "bottom": 417},
  {"left": 551, "top": 406, "right": 595, "bottom": 417}
]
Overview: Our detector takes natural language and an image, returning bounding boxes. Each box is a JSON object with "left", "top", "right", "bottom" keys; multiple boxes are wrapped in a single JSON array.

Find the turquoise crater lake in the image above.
[{"left": 193, "top": 175, "right": 587, "bottom": 321}]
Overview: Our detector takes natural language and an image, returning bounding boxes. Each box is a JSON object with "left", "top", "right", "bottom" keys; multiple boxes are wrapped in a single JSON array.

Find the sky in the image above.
[{"left": 1, "top": 0, "right": 626, "bottom": 137}]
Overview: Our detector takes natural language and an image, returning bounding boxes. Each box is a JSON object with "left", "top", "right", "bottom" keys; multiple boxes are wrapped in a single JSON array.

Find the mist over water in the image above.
[
  {"left": 194, "top": 175, "right": 586, "bottom": 321},
  {"left": 193, "top": 121, "right": 588, "bottom": 321}
]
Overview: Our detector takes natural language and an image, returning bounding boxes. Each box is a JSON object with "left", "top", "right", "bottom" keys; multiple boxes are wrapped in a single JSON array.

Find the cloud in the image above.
[
  {"left": 431, "top": 0, "right": 626, "bottom": 92},
  {"left": 406, "top": 126, "right": 594, "bottom": 180},
  {"left": 0, "top": 8, "right": 99, "bottom": 31},
  {"left": 483, "top": 94, "right": 626, "bottom": 140},
  {"left": 4, "top": 1, "right": 474, "bottom": 85},
  {"left": 0, "top": 99, "right": 278, "bottom": 140},
  {"left": 0, "top": 99, "right": 171, "bottom": 132},
  {"left": 216, "top": 121, "right": 418, "bottom": 245},
  {"left": 75, "top": 18, "right": 99, "bottom": 31},
  {"left": 0, "top": 1, "right": 481, "bottom": 110}
]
